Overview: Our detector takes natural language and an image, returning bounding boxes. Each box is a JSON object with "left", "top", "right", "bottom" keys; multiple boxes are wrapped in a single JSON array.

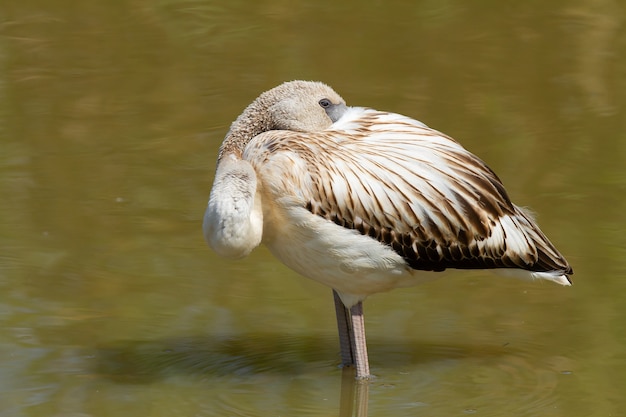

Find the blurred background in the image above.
[{"left": 0, "top": 1, "right": 624, "bottom": 416}]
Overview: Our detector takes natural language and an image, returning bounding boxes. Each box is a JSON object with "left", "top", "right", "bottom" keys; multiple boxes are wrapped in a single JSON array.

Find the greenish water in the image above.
[{"left": 1, "top": 1, "right": 625, "bottom": 416}]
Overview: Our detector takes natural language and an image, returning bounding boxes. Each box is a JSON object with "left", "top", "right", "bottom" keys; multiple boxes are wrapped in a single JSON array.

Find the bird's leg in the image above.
[
  {"left": 333, "top": 290, "right": 371, "bottom": 379},
  {"left": 333, "top": 289, "right": 353, "bottom": 366},
  {"left": 349, "top": 301, "right": 370, "bottom": 379}
]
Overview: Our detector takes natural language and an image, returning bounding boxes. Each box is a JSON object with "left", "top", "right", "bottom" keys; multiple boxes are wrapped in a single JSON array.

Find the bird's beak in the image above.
[{"left": 326, "top": 103, "right": 349, "bottom": 123}]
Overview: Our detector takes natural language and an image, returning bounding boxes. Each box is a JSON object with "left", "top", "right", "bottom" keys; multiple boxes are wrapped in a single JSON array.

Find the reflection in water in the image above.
[
  {"left": 94, "top": 336, "right": 378, "bottom": 417},
  {"left": 339, "top": 368, "right": 370, "bottom": 417},
  {"left": 91, "top": 330, "right": 570, "bottom": 416},
  {"left": 95, "top": 333, "right": 373, "bottom": 415},
  {"left": 95, "top": 334, "right": 337, "bottom": 382},
  {"left": 93, "top": 331, "right": 522, "bottom": 382}
]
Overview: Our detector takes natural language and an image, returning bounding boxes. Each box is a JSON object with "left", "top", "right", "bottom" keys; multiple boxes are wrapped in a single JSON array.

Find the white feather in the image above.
[{"left": 203, "top": 154, "right": 263, "bottom": 259}]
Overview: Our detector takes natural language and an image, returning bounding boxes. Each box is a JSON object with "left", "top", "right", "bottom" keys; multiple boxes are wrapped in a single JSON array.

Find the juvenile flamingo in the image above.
[{"left": 203, "top": 80, "right": 573, "bottom": 379}]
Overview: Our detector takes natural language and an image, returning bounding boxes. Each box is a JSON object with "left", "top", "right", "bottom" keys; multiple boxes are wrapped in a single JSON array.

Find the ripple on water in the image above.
[
  {"left": 367, "top": 333, "right": 575, "bottom": 417},
  {"left": 95, "top": 332, "right": 340, "bottom": 382},
  {"left": 95, "top": 332, "right": 349, "bottom": 416},
  {"left": 94, "top": 326, "right": 575, "bottom": 416}
]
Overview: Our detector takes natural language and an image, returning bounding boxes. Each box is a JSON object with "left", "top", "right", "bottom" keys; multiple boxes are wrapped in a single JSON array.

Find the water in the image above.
[{"left": 1, "top": 1, "right": 625, "bottom": 416}]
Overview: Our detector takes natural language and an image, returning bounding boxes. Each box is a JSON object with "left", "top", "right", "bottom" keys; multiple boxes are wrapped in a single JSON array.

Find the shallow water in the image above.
[{"left": 1, "top": 1, "right": 625, "bottom": 416}]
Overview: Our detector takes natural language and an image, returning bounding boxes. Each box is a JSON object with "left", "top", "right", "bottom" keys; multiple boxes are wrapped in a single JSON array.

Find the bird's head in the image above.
[{"left": 219, "top": 80, "right": 348, "bottom": 160}]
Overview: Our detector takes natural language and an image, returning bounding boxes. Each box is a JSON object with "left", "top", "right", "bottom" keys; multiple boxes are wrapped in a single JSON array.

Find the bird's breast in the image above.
[{"left": 259, "top": 193, "right": 442, "bottom": 304}]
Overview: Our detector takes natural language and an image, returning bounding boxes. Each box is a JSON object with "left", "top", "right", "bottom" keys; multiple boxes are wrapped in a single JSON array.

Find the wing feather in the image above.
[{"left": 244, "top": 108, "right": 572, "bottom": 276}]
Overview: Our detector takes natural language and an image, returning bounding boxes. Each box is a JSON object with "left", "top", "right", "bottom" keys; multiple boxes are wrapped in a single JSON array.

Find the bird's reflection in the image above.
[
  {"left": 94, "top": 333, "right": 509, "bottom": 415},
  {"left": 95, "top": 334, "right": 372, "bottom": 415},
  {"left": 339, "top": 367, "right": 370, "bottom": 417}
]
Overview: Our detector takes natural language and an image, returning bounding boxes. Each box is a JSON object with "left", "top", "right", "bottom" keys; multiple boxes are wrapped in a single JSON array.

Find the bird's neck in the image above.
[{"left": 218, "top": 98, "right": 274, "bottom": 162}]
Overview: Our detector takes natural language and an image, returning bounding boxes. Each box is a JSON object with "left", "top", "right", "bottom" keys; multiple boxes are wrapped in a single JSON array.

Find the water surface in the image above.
[{"left": 1, "top": 1, "right": 625, "bottom": 416}]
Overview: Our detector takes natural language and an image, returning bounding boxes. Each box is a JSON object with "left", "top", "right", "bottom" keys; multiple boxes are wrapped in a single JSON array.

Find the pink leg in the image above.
[{"left": 333, "top": 290, "right": 371, "bottom": 379}]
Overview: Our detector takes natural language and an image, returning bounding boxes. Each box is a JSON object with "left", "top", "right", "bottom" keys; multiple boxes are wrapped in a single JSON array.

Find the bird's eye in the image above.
[{"left": 318, "top": 99, "right": 332, "bottom": 108}]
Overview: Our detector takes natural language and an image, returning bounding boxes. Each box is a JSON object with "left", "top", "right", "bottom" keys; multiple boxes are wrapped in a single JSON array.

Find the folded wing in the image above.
[{"left": 245, "top": 108, "right": 573, "bottom": 277}]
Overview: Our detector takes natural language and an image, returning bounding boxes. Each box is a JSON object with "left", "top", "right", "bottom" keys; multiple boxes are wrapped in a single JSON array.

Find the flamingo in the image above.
[{"left": 203, "top": 80, "right": 573, "bottom": 379}]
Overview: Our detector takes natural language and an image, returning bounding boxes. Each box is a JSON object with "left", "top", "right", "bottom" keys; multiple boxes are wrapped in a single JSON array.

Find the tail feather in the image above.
[
  {"left": 494, "top": 268, "right": 572, "bottom": 286},
  {"left": 514, "top": 206, "right": 573, "bottom": 279}
]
